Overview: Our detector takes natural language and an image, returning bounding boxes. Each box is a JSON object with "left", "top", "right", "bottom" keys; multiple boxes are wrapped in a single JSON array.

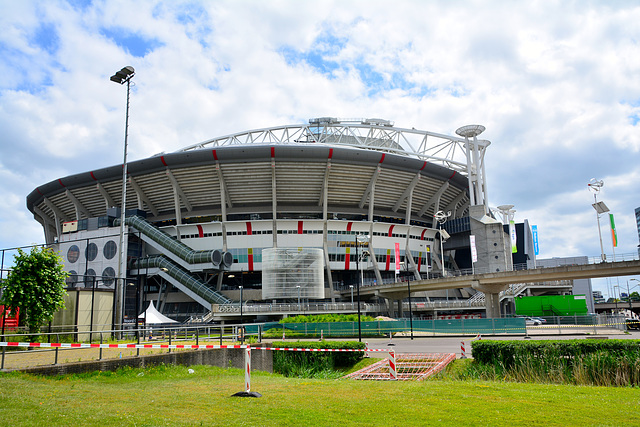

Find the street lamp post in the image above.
[
  {"left": 354, "top": 233, "right": 370, "bottom": 342},
  {"left": 239, "top": 285, "right": 243, "bottom": 342},
  {"left": 110, "top": 66, "right": 135, "bottom": 334},
  {"left": 628, "top": 279, "right": 640, "bottom": 312},
  {"left": 434, "top": 211, "right": 451, "bottom": 277},
  {"left": 588, "top": 179, "right": 608, "bottom": 263},
  {"left": 400, "top": 262, "right": 414, "bottom": 340},
  {"left": 349, "top": 285, "right": 354, "bottom": 306}
]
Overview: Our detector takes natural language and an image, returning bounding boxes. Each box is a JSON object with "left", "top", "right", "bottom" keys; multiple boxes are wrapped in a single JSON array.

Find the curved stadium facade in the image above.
[{"left": 27, "top": 117, "right": 498, "bottom": 324}]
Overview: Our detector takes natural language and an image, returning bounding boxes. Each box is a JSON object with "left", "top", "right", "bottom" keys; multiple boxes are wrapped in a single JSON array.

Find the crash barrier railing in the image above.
[{"left": 0, "top": 324, "right": 262, "bottom": 370}]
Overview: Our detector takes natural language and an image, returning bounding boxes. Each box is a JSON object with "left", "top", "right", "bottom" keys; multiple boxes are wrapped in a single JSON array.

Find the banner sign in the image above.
[
  {"left": 609, "top": 213, "right": 618, "bottom": 247},
  {"left": 509, "top": 220, "right": 517, "bottom": 253},
  {"left": 470, "top": 235, "right": 477, "bottom": 263},
  {"left": 394, "top": 243, "right": 400, "bottom": 274},
  {"left": 531, "top": 225, "right": 539, "bottom": 255}
]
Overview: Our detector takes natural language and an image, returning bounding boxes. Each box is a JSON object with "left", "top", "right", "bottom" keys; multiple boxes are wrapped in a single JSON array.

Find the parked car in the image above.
[
  {"left": 524, "top": 317, "right": 542, "bottom": 326},
  {"left": 531, "top": 317, "right": 547, "bottom": 324},
  {"left": 626, "top": 318, "right": 640, "bottom": 330}
]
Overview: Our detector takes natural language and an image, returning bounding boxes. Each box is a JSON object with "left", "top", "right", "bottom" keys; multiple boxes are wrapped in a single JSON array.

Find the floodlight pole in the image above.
[
  {"left": 111, "top": 66, "right": 135, "bottom": 336},
  {"left": 354, "top": 233, "right": 370, "bottom": 343},
  {"left": 239, "top": 285, "right": 243, "bottom": 342},
  {"left": 434, "top": 211, "right": 451, "bottom": 277},
  {"left": 401, "top": 262, "right": 414, "bottom": 340},
  {"left": 588, "top": 179, "right": 606, "bottom": 263},
  {"left": 629, "top": 279, "right": 640, "bottom": 312}
]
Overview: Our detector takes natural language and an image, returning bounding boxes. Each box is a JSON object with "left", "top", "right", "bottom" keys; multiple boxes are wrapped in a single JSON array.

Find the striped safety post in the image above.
[
  {"left": 460, "top": 341, "right": 467, "bottom": 359},
  {"left": 245, "top": 346, "right": 251, "bottom": 393},
  {"left": 233, "top": 345, "right": 261, "bottom": 397},
  {"left": 388, "top": 349, "right": 397, "bottom": 380}
]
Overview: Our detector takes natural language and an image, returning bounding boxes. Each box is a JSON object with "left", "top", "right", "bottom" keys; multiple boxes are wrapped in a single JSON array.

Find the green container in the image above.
[{"left": 515, "top": 295, "right": 588, "bottom": 316}]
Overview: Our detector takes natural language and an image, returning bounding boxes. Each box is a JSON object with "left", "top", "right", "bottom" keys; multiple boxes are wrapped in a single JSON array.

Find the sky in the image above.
[{"left": 1, "top": 0, "right": 639, "bottom": 298}]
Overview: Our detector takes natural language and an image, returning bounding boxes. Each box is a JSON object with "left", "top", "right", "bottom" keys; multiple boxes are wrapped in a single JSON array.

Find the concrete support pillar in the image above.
[
  {"left": 484, "top": 292, "right": 501, "bottom": 319},
  {"left": 397, "top": 299, "right": 404, "bottom": 318},
  {"left": 471, "top": 281, "right": 509, "bottom": 319}
]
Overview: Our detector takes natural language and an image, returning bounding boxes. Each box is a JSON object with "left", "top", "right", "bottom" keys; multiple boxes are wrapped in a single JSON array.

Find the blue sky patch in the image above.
[
  {"left": 66, "top": 0, "right": 93, "bottom": 11},
  {"left": 29, "top": 22, "right": 59, "bottom": 55},
  {"left": 174, "top": 2, "right": 212, "bottom": 48},
  {"left": 279, "top": 30, "right": 347, "bottom": 77},
  {"left": 101, "top": 27, "right": 164, "bottom": 58}
]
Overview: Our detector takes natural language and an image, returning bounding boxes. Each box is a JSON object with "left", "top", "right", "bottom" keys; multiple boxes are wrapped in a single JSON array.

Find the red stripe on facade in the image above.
[
  {"left": 379, "top": 153, "right": 385, "bottom": 163},
  {"left": 160, "top": 156, "right": 168, "bottom": 166},
  {"left": 196, "top": 224, "right": 204, "bottom": 238},
  {"left": 298, "top": 221, "right": 303, "bottom": 234},
  {"left": 90, "top": 171, "right": 97, "bottom": 180},
  {"left": 36, "top": 188, "right": 43, "bottom": 196},
  {"left": 420, "top": 229, "right": 427, "bottom": 240},
  {"left": 212, "top": 149, "right": 218, "bottom": 160},
  {"left": 449, "top": 171, "right": 457, "bottom": 180},
  {"left": 347, "top": 222, "right": 353, "bottom": 232},
  {"left": 246, "top": 222, "right": 252, "bottom": 235},
  {"left": 345, "top": 247, "right": 351, "bottom": 271},
  {"left": 420, "top": 161, "right": 427, "bottom": 171},
  {"left": 248, "top": 248, "right": 254, "bottom": 272},
  {"left": 385, "top": 250, "right": 391, "bottom": 271},
  {"left": 328, "top": 148, "right": 333, "bottom": 159},
  {"left": 388, "top": 224, "right": 395, "bottom": 237},
  {"left": 271, "top": 147, "right": 275, "bottom": 158},
  {"left": 58, "top": 179, "right": 65, "bottom": 187}
]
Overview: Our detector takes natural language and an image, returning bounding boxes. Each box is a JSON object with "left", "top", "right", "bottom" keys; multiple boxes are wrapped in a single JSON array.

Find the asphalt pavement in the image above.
[{"left": 353, "top": 327, "right": 640, "bottom": 358}]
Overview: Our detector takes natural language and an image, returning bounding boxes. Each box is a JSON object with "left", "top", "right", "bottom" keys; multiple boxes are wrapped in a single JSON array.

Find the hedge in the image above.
[
  {"left": 269, "top": 340, "right": 366, "bottom": 377},
  {"left": 472, "top": 339, "right": 640, "bottom": 368}
]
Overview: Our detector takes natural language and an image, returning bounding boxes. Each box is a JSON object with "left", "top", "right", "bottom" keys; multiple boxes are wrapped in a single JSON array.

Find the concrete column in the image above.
[{"left": 472, "top": 281, "right": 509, "bottom": 319}]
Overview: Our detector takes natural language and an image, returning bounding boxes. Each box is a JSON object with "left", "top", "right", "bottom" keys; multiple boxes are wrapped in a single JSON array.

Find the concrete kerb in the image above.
[{"left": 1, "top": 343, "right": 273, "bottom": 376}]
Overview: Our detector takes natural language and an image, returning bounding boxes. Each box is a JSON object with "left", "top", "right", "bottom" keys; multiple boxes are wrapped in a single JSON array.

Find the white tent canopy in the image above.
[{"left": 138, "top": 302, "right": 178, "bottom": 324}]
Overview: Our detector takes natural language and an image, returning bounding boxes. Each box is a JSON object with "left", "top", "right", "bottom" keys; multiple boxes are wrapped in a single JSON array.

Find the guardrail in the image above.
[
  {"left": 0, "top": 325, "right": 262, "bottom": 370},
  {"left": 211, "top": 299, "right": 487, "bottom": 316}
]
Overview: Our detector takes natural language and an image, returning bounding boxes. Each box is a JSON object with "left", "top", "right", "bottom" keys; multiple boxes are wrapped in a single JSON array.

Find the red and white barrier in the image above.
[
  {"left": 460, "top": 341, "right": 467, "bottom": 359},
  {"left": 388, "top": 349, "right": 397, "bottom": 380},
  {"left": 245, "top": 346, "right": 251, "bottom": 393},
  {"left": 0, "top": 341, "right": 247, "bottom": 350}
]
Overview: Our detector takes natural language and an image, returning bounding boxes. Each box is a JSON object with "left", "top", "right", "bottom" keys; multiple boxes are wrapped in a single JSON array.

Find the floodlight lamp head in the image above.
[
  {"left": 356, "top": 234, "right": 370, "bottom": 243},
  {"left": 588, "top": 178, "right": 603, "bottom": 193},
  {"left": 455, "top": 124, "right": 485, "bottom": 138},
  {"left": 434, "top": 210, "right": 451, "bottom": 224},
  {"left": 497, "top": 204, "right": 514, "bottom": 211},
  {"left": 110, "top": 66, "right": 135, "bottom": 84}
]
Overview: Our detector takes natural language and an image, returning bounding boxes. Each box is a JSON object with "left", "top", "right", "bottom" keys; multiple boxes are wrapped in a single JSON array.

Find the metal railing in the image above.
[{"left": 0, "top": 324, "right": 261, "bottom": 371}]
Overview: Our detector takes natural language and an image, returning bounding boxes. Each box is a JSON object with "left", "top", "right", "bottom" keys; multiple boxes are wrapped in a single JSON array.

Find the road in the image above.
[{"left": 360, "top": 328, "right": 640, "bottom": 358}]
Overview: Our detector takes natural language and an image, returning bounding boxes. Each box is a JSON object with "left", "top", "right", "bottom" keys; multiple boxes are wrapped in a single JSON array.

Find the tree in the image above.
[{"left": 0, "top": 246, "right": 67, "bottom": 336}]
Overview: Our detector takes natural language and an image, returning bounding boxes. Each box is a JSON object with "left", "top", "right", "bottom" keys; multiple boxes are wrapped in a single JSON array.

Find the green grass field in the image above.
[{"left": 1, "top": 364, "right": 639, "bottom": 426}]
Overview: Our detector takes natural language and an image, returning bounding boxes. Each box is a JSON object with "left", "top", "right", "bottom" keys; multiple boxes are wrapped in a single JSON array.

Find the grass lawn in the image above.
[{"left": 1, "top": 364, "right": 639, "bottom": 426}]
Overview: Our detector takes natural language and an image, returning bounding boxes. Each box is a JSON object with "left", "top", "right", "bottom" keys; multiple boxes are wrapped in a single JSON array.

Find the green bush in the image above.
[
  {"left": 280, "top": 314, "right": 375, "bottom": 324},
  {"left": 270, "top": 340, "right": 366, "bottom": 378},
  {"left": 469, "top": 339, "right": 640, "bottom": 386}
]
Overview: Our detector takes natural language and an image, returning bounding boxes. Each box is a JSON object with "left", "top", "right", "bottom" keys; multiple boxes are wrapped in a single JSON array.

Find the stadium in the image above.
[{"left": 26, "top": 117, "right": 526, "bottom": 327}]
